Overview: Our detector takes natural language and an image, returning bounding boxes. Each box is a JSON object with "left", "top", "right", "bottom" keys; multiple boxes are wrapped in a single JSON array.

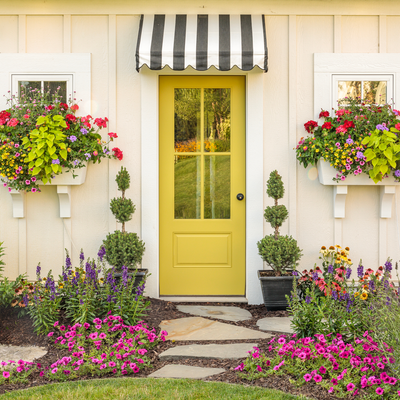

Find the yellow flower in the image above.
[
  {"left": 354, "top": 292, "right": 360, "bottom": 297},
  {"left": 360, "top": 292, "right": 368, "bottom": 301}
]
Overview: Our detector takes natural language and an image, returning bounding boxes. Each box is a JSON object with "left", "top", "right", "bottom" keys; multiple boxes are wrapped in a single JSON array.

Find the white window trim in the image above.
[
  {"left": 332, "top": 74, "right": 394, "bottom": 107},
  {"left": 314, "top": 53, "right": 400, "bottom": 119},
  {"left": 140, "top": 66, "right": 264, "bottom": 305},
  {"left": 0, "top": 54, "right": 91, "bottom": 115},
  {"left": 11, "top": 74, "right": 74, "bottom": 102}
]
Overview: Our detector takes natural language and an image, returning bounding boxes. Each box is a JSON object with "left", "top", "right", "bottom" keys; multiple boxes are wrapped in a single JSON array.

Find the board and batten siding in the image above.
[{"left": 0, "top": 2, "right": 400, "bottom": 303}]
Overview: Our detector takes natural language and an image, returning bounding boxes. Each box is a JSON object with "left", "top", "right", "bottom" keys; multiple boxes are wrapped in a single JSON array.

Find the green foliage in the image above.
[
  {"left": 103, "top": 231, "right": 145, "bottom": 270},
  {"left": 264, "top": 205, "right": 288, "bottom": 229},
  {"left": 266, "top": 170, "right": 284, "bottom": 201},
  {"left": 257, "top": 235, "right": 302, "bottom": 274},
  {"left": 362, "top": 127, "right": 400, "bottom": 183},
  {"left": 110, "top": 197, "right": 135, "bottom": 224},
  {"left": 115, "top": 166, "right": 130, "bottom": 192},
  {"left": 0, "top": 241, "right": 5, "bottom": 268},
  {"left": 22, "top": 114, "right": 67, "bottom": 183}
]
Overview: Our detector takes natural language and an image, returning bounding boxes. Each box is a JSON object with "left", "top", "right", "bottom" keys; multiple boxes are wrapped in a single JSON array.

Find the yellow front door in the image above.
[{"left": 159, "top": 76, "right": 245, "bottom": 295}]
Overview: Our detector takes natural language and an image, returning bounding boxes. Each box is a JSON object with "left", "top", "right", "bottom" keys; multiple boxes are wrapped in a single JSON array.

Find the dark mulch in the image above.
[{"left": 0, "top": 299, "right": 341, "bottom": 399}]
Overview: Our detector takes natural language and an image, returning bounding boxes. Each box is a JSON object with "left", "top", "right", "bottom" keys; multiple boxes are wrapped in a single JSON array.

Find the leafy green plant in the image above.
[
  {"left": 257, "top": 171, "right": 302, "bottom": 276},
  {"left": 102, "top": 167, "right": 145, "bottom": 271},
  {"left": 362, "top": 126, "right": 400, "bottom": 183},
  {"left": 22, "top": 115, "right": 68, "bottom": 184}
]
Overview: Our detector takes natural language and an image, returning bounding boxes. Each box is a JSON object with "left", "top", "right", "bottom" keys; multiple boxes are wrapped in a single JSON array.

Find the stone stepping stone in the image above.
[
  {"left": 0, "top": 345, "right": 47, "bottom": 365},
  {"left": 159, "top": 343, "right": 258, "bottom": 360},
  {"left": 257, "top": 317, "right": 294, "bottom": 333},
  {"left": 160, "top": 317, "right": 271, "bottom": 341},
  {"left": 177, "top": 305, "right": 252, "bottom": 322},
  {"left": 148, "top": 364, "right": 225, "bottom": 379}
]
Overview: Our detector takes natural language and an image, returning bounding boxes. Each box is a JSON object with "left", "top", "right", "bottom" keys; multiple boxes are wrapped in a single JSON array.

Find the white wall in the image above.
[{"left": 1, "top": 1, "right": 400, "bottom": 302}]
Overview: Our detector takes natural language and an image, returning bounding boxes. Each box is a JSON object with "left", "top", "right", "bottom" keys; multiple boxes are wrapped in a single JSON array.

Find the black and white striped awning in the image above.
[{"left": 136, "top": 15, "right": 268, "bottom": 72}]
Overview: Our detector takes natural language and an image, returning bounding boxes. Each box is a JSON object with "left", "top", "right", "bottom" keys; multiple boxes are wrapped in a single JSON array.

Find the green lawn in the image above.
[{"left": 1, "top": 378, "right": 305, "bottom": 399}]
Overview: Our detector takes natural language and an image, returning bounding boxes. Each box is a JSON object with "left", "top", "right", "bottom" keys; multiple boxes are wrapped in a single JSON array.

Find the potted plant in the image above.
[
  {"left": 102, "top": 166, "right": 146, "bottom": 286},
  {"left": 257, "top": 170, "right": 302, "bottom": 310},
  {"left": 295, "top": 98, "right": 400, "bottom": 183},
  {"left": 0, "top": 87, "right": 123, "bottom": 193}
]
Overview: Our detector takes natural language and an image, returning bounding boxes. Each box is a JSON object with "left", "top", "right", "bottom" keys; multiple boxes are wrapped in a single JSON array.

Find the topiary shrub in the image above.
[
  {"left": 102, "top": 167, "right": 145, "bottom": 271},
  {"left": 257, "top": 170, "right": 302, "bottom": 276}
]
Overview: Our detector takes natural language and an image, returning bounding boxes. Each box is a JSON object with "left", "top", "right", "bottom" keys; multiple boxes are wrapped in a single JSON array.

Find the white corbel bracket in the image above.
[
  {"left": 57, "top": 185, "right": 72, "bottom": 218},
  {"left": 9, "top": 189, "right": 25, "bottom": 218},
  {"left": 333, "top": 185, "right": 347, "bottom": 219},
  {"left": 380, "top": 185, "right": 395, "bottom": 219},
  {"left": 333, "top": 185, "right": 395, "bottom": 219}
]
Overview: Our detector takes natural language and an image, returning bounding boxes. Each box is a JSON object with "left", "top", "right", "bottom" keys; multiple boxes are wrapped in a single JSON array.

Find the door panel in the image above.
[{"left": 159, "top": 76, "right": 245, "bottom": 295}]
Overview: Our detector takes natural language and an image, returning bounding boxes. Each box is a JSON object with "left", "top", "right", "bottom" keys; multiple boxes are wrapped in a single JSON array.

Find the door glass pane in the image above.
[
  {"left": 204, "top": 155, "right": 230, "bottom": 219},
  {"left": 338, "top": 81, "right": 361, "bottom": 102},
  {"left": 18, "top": 81, "right": 41, "bottom": 99},
  {"left": 204, "top": 89, "right": 231, "bottom": 152},
  {"left": 174, "top": 156, "right": 201, "bottom": 219},
  {"left": 44, "top": 81, "right": 67, "bottom": 103},
  {"left": 363, "top": 81, "right": 387, "bottom": 104},
  {"left": 174, "top": 89, "right": 201, "bottom": 152}
]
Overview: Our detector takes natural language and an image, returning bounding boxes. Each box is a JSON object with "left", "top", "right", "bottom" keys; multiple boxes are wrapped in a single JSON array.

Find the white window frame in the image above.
[
  {"left": 314, "top": 53, "right": 400, "bottom": 120},
  {"left": 11, "top": 74, "right": 74, "bottom": 103},
  {"left": 0, "top": 54, "right": 91, "bottom": 115},
  {"left": 332, "top": 74, "right": 394, "bottom": 107}
]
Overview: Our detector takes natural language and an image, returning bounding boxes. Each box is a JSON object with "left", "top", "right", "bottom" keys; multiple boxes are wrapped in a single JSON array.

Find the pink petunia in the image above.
[
  {"left": 3, "top": 371, "right": 10, "bottom": 379},
  {"left": 303, "top": 374, "right": 312, "bottom": 382},
  {"left": 347, "top": 383, "right": 355, "bottom": 391}
]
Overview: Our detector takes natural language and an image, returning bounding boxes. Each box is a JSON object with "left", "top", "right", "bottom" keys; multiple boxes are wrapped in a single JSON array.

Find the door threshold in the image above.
[{"left": 159, "top": 296, "right": 248, "bottom": 303}]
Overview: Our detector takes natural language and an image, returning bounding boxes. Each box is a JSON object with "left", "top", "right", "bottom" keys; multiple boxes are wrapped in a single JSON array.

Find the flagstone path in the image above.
[
  {"left": 151, "top": 305, "right": 292, "bottom": 379},
  {"left": 0, "top": 345, "right": 47, "bottom": 366}
]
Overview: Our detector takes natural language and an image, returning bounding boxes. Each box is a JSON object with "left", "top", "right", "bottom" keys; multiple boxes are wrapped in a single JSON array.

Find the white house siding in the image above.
[{"left": 0, "top": 1, "right": 400, "bottom": 303}]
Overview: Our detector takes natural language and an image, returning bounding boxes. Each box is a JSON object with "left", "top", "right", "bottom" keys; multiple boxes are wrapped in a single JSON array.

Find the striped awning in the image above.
[{"left": 136, "top": 15, "right": 268, "bottom": 72}]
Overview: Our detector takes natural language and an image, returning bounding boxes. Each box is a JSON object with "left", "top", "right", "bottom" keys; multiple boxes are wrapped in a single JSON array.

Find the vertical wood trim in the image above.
[
  {"left": 379, "top": 219, "right": 387, "bottom": 266},
  {"left": 63, "top": 219, "right": 72, "bottom": 261},
  {"left": 108, "top": 15, "right": 118, "bottom": 234},
  {"left": 334, "top": 15, "right": 341, "bottom": 53},
  {"left": 64, "top": 14, "right": 71, "bottom": 53},
  {"left": 18, "top": 15, "right": 26, "bottom": 53},
  {"left": 18, "top": 219, "right": 27, "bottom": 276},
  {"left": 288, "top": 15, "right": 297, "bottom": 237},
  {"left": 334, "top": 217, "right": 343, "bottom": 247},
  {"left": 379, "top": 15, "right": 387, "bottom": 54}
]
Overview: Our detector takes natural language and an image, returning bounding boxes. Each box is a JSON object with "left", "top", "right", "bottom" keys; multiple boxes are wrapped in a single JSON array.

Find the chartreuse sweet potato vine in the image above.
[
  {"left": 22, "top": 114, "right": 68, "bottom": 184},
  {"left": 362, "top": 126, "right": 400, "bottom": 183}
]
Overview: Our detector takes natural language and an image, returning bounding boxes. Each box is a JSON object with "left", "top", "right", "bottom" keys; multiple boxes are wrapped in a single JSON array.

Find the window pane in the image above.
[
  {"left": 174, "top": 89, "right": 201, "bottom": 152},
  {"left": 363, "top": 81, "right": 387, "bottom": 104},
  {"left": 18, "top": 81, "right": 41, "bottom": 99},
  {"left": 174, "top": 156, "right": 201, "bottom": 219},
  {"left": 204, "top": 155, "right": 230, "bottom": 219},
  {"left": 44, "top": 81, "right": 67, "bottom": 103},
  {"left": 204, "top": 88, "right": 231, "bottom": 152},
  {"left": 338, "top": 81, "right": 361, "bottom": 102}
]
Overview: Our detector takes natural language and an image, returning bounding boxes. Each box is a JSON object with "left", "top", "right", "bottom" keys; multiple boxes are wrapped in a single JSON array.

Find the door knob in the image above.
[{"left": 236, "top": 193, "right": 244, "bottom": 201}]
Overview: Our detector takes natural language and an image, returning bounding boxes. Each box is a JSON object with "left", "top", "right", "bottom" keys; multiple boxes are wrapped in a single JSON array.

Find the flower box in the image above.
[
  {"left": 317, "top": 160, "right": 400, "bottom": 186},
  {"left": 38, "top": 164, "right": 87, "bottom": 186}
]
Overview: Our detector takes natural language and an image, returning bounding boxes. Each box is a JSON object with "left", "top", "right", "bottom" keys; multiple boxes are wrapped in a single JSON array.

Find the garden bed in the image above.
[{"left": 0, "top": 298, "right": 342, "bottom": 399}]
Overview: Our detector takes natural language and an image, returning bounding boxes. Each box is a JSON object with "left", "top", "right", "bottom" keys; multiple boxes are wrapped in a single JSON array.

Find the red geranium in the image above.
[
  {"left": 322, "top": 122, "right": 332, "bottom": 130},
  {"left": 112, "top": 147, "right": 123, "bottom": 160},
  {"left": 108, "top": 132, "right": 118, "bottom": 139},
  {"left": 343, "top": 120, "right": 355, "bottom": 129},
  {"left": 319, "top": 110, "right": 329, "bottom": 118},
  {"left": 304, "top": 120, "right": 318, "bottom": 133},
  {"left": 65, "top": 114, "right": 77, "bottom": 123},
  {"left": 94, "top": 117, "right": 108, "bottom": 128},
  {"left": 60, "top": 103, "right": 69, "bottom": 110},
  {"left": 0, "top": 111, "right": 10, "bottom": 125},
  {"left": 70, "top": 104, "right": 79, "bottom": 111}
]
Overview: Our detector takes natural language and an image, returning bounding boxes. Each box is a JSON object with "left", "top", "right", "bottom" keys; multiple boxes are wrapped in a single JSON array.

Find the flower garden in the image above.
[{"left": 2, "top": 90, "right": 400, "bottom": 398}]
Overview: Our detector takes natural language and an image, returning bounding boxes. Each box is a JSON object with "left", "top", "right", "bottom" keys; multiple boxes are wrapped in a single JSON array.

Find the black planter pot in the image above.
[
  {"left": 114, "top": 268, "right": 148, "bottom": 289},
  {"left": 257, "top": 270, "right": 295, "bottom": 311}
]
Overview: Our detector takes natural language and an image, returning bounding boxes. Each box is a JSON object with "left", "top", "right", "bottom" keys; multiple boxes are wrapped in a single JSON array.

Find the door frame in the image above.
[{"left": 140, "top": 65, "right": 264, "bottom": 304}]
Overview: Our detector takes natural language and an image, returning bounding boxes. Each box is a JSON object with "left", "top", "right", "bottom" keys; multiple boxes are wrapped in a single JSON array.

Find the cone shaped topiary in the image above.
[
  {"left": 102, "top": 167, "right": 145, "bottom": 271},
  {"left": 257, "top": 170, "right": 302, "bottom": 276}
]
